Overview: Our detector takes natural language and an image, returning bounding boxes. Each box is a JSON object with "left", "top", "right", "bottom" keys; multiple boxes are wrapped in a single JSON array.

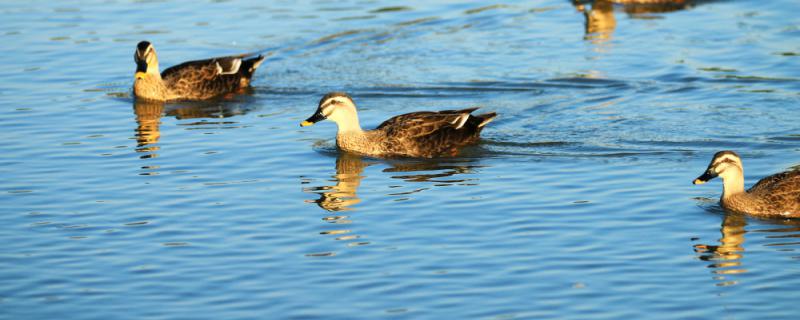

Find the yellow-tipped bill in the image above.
[
  {"left": 693, "top": 170, "right": 716, "bottom": 185},
  {"left": 300, "top": 110, "right": 326, "bottom": 127},
  {"left": 135, "top": 72, "right": 147, "bottom": 80}
]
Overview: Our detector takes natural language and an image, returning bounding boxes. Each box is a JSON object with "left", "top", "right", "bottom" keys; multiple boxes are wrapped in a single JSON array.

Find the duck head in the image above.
[
  {"left": 133, "top": 41, "right": 160, "bottom": 80},
  {"left": 301, "top": 92, "right": 362, "bottom": 132},
  {"left": 694, "top": 151, "right": 744, "bottom": 185}
]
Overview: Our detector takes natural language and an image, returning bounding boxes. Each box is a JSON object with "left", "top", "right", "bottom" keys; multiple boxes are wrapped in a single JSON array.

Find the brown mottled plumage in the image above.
[
  {"left": 694, "top": 151, "right": 800, "bottom": 218},
  {"left": 300, "top": 92, "right": 496, "bottom": 158},
  {"left": 133, "top": 41, "right": 265, "bottom": 101}
]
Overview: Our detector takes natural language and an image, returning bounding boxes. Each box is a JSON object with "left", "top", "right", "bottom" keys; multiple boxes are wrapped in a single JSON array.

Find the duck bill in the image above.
[
  {"left": 693, "top": 171, "right": 717, "bottom": 185},
  {"left": 300, "top": 111, "right": 326, "bottom": 127}
]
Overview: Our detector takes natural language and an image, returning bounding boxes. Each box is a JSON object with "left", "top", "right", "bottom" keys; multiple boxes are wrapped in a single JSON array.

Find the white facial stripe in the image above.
[
  {"left": 136, "top": 46, "right": 155, "bottom": 67},
  {"left": 321, "top": 98, "right": 347, "bottom": 116},
  {"left": 320, "top": 101, "right": 335, "bottom": 117},
  {"left": 137, "top": 46, "right": 152, "bottom": 57},
  {"left": 711, "top": 154, "right": 743, "bottom": 174},
  {"left": 712, "top": 154, "right": 740, "bottom": 167}
]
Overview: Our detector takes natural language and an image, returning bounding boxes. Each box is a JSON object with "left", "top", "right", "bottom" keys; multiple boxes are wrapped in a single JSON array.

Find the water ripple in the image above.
[{"left": 3, "top": 1, "right": 800, "bottom": 319}]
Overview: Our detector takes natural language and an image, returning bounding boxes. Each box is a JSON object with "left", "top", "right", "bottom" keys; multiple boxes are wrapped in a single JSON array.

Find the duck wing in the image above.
[
  {"left": 162, "top": 56, "right": 241, "bottom": 80},
  {"left": 749, "top": 170, "right": 800, "bottom": 212},
  {"left": 377, "top": 108, "right": 480, "bottom": 137},
  {"left": 161, "top": 54, "right": 265, "bottom": 99},
  {"left": 376, "top": 108, "right": 495, "bottom": 157}
]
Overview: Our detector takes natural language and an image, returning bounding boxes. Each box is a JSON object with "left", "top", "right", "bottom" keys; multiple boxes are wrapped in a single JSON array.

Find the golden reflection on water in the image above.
[
  {"left": 132, "top": 99, "right": 164, "bottom": 159},
  {"left": 303, "top": 154, "right": 372, "bottom": 255},
  {"left": 307, "top": 153, "right": 370, "bottom": 212},
  {"left": 694, "top": 214, "right": 747, "bottom": 287},
  {"left": 305, "top": 154, "right": 482, "bottom": 212},
  {"left": 131, "top": 99, "right": 254, "bottom": 162},
  {"left": 573, "top": 0, "right": 703, "bottom": 43},
  {"left": 303, "top": 153, "right": 482, "bottom": 255},
  {"left": 577, "top": 0, "right": 616, "bottom": 42},
  {"left": 694, "top": 214, "right": 800, "bottom": 287}
]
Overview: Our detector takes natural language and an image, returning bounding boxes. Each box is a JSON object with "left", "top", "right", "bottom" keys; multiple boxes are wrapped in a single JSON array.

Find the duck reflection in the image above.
[
  {"left": 572, "top": 0, "right": 712, "bottom": 43},
  {"left": 303, "top": 152, "right": 482, "bottom": 251},
  {"left": 133, "top": 99, "right": 164, "bottom": 159},
  {"left": 694, "top": 214, "right": 800, "bottom": 287},
  {"left": 384, "top": 161, "right": 478, "bottom": 185},
  {"left": 576, "top": 0, "right": 616, "bottom": 42},
  {"left": 163, "top": 94, "right": 256, "bottom": 120},
  {"left": 131, "top": 98, "right": 258, "bottom": 160},
  {"left": 693, "top": 214, "right": 747, "bottom": 286},
  {"left": 306, "top": 153, "right": 371, "bottom": 212}
]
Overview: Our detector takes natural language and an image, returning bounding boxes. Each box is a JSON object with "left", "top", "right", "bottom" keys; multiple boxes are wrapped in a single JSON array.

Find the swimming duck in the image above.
[
  {"left": 300, "top": 92, "right": 496, "bottom": 158},
  {"left": 694, "top": 151, "right": 800, "bottom": 218},
  {"left": 133, "top": 41, "right": 265, "bottom": 101}
]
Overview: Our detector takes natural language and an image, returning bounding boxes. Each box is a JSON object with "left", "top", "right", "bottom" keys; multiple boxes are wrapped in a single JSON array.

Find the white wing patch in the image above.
[
  {"left": 215, "top": 58, "right": 242, "bottom": 75},
  {"left": 451, "top": 113, "right": 470, "bottom": 129},
  {"left": 478, "top": 116, "right": 495, "bottom": 128}
]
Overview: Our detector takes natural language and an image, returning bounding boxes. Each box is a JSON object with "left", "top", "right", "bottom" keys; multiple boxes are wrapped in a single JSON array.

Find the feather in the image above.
[
  {"left": 698, "top": 151, "right": 800, "bottom": 217},
  {"left": 133, "top": 42, "right": 266, "bottom": 101},
  {"left": 453, "top": 113, "right": 469, "bottom": 129},
  {"left": 215, "top": 57, "right": 242, "bottom": 75}
]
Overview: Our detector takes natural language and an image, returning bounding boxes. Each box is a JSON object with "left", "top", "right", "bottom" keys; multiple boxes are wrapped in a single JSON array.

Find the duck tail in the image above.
[
  {"left": 475, "top": 112, "right": 497, "bottom": 128},
  {"left": 241, "top": 55, "right": 266, "bottom": 79}
]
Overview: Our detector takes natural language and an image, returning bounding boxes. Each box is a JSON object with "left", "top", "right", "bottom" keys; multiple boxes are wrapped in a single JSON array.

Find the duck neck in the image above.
[
  {"left": 720, "top": 167, "right": 745, "bottom": 200},
  {"left": 336, "top": 126, "right": 366, "bottom": 149},
  {"left": 134, "top": 72, "right": 168, "bottom": 101},
  {"left": 332, "top": 111, "right": 363, "bottom": 135},
  {"left": 334, "top": 123, "right": 369, "bottom": 154}
]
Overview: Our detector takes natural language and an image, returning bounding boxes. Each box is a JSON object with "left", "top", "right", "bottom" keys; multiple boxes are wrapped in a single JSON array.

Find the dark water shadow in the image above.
[
  {"left": 693, "top": 204, "right": 800, "bottom": 287},
  {"left": 302, "top": 151, "right": 485, "bottom": 256}
]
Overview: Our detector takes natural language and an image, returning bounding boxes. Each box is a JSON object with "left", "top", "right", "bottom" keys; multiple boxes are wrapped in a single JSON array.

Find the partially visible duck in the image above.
[
  {"left": 133, "top": 41, "right": 265, "bottom": 101},
  {"left": 694, "top": 150, "right": 800, "bottom": 218},
  {"left": 300, "top": 92, "right": 496, "bottom": 158}
]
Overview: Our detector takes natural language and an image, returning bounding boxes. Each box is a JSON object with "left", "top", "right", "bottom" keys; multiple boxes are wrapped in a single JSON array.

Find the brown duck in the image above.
[
  {"left": 694, "top": 151, "right": 800, "bottom": 218},
  {"left": 133, "top": 41, "right": 265, "bottom": 101},
  {"left": 300, "top": 92, "right": 496, "bottom": 158}
]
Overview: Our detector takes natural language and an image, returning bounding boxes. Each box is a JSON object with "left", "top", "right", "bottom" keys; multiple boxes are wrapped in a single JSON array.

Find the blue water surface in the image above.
[{"left": 1, "top": 0, "right": 800, "bottom": 319}]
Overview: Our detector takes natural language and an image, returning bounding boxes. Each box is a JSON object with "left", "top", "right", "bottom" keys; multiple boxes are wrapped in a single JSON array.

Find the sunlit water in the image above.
[{"left": 2, "top": 0, "right": 800, "bottom": 319}]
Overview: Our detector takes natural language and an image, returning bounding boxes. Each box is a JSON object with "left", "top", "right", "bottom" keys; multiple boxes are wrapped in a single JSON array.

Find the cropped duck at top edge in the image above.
[
  {"left": 133, "top": 41, "right": 265, "bottom": 101},
  {"left": 694, "top": 150, "right": 800, "bottom": 218},
  {"left": 299, "top": 92, "right": 497, "bottom": 158}
]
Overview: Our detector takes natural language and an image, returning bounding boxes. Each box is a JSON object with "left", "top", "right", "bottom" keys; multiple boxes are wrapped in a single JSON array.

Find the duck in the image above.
[
  {"left": 133, "top": 41, "right": 265, "bottom": 101},
  {"left": 299, "top": 92, "right": 496, "bottom": 158},
  {"left": 693, "top": 150, "right": 800, "bottom": 218}
]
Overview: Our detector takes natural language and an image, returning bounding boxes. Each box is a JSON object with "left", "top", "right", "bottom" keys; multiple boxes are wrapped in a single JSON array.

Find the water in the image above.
[{"left": 2, "top": 0, "right": 800, "bottom": 319}]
